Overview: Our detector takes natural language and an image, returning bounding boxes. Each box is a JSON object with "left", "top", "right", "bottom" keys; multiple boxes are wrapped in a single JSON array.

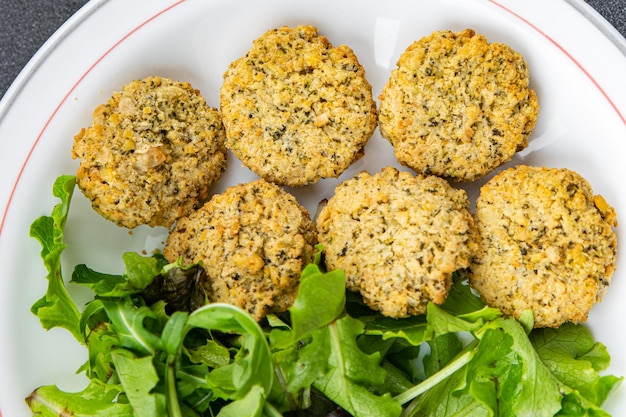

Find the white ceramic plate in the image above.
[{"left": 1, "top": 0, "right": 625, "bottom": 415}]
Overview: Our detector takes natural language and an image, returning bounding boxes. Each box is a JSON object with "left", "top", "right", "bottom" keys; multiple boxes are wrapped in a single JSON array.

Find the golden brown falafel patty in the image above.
[
  {"left": 220, "top": 25, "right": 377, "bottom": 186},
  {"left": 469, "top": 165, "right": 617, "bottom": 328},
  {"left": 378, "top": 29, "right": 539, "bottom": 181},
  {"left": 164, "top": 179, "right": 317, "bottom": 321},
  {"left": 316, "top": 166, "right": 475, "bottom": 318},
  {"left": 72, "top": 76, "right": 227, "bottom": 228}
]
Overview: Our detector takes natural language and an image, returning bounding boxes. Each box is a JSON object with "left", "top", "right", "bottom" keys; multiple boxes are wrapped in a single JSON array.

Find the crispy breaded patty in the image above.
[
  {"left": 163, "top": 179, "right": 317, "bottom": 321},
  {"left": 469, "top": 165, "right": 617, "bottom": 328},
  {"left": 72, "top": 76, "right": 227, "bottom": 228},
  {"left": 316, "top": 167, "right": 475, "bottom": 318},
  {"left": 220, "top": 25, "right": 377, "bottom": 186},
  {"left": 378, "top": 29, "right": 539, "bottom": 182}
]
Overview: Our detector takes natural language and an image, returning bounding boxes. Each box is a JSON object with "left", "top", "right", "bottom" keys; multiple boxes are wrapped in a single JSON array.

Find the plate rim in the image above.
[{"left": 1, "top": 0, "right": 626, "bottom": 415}]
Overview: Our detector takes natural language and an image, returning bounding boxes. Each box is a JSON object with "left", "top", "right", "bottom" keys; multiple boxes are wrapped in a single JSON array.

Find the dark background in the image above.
[{"left": 1, "top": 0, "right": 625, "bottom": 100}]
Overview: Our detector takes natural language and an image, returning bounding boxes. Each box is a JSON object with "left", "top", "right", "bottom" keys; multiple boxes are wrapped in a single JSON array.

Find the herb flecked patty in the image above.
[
  {"left": 72, "top": 76, "right": 227, "bottom": 228},
  {"left": 316, "top": 167, "right": 475, "bottom": 318},
  {"left": 469, "top": 165, "right": 618, "bottom": 328},
  {"left": 220, "top": 25, "right": 378, "bottom": 186},
  {"left": 378, "top": 29, "right": 539, "bottom": 181},
  {"left": 163, "top": 179, "right": 317, "bottom": 321}
]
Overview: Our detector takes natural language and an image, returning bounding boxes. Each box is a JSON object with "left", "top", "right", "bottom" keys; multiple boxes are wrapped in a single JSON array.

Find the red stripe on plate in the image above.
[{"left": 488, "top": 0, "right": 626, "bottom": 125}]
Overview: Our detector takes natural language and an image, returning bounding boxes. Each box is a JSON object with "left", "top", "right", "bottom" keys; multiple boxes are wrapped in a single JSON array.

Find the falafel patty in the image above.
[
  {"left": 163, "top": 179, "right": 317, "bottom": 321},
  {"left": 378, "top": 29, "right": 539, "bottom": 182},
  {"left": 316, "top": 167, "right": 475, "bottom": 318},
  {"left": 220, "top": 25, "right": 378, "bottom": 186},
  {"left": 72, "top": 76, "right": 227, "bottom": 229},
  {"left": 469, "top": 165, "right": 618, "bottom": 328}
]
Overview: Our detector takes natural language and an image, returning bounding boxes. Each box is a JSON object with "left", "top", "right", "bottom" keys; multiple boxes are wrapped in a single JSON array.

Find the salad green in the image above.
[{"left": 27, "top": 175, "right": 622, "bottom": 416}]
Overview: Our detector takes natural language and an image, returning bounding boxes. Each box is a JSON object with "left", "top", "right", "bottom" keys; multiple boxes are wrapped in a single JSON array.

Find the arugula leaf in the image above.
[
  {"left": 72, "top": 252, "right": 160, "bottom": 297},
  {"left": 186, "top": 339, "right": 231, "bottom": 368},
  {"left": 271, "top": 261, "right": 404, "bottom": 416},
  {"left": 186, "top": 303, "right": 274, "bottom": 403},
  {"left": 30, "top": 175, "right": 82, "bottom": 341},
  {"left": 361, "top": 278, "right": 499, "bottom": 347},
  {"left": 439, "top": 271, "right": 486, "bottom": 315},
  {"left": 379, "top": 340, "right": 423, "bottom": 384},
  {"left": 101, "top": 298, "right": 164, "bottom": 355},
  {"left": 557, "top": 393, "right": 613, "bottom": 417},
  {"left": 272, "top": 331, "right": 328, "bottom": 398},
  {"left": 465, "top": 325, "right": 524, "bottom": 415},
  {"left": 362, "top": 314, "right": 430, "bottom": 346},
  {"left": 82, "top": 316, "right": 119, "bottom": 382},
  {"left": 402, "top": 366, "right": 490, "bottom": 417},
  {"left": 25, "top": 380, "right": 133, "bottom": 417},
  {"left": 427, "top": 303, "right": 501, "bottom": 336}
]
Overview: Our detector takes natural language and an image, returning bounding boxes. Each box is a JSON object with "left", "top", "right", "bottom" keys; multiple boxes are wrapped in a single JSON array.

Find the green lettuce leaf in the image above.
[
  {"left": 25, "top": 380, "right": 133, "bottom": 417},
  {"left": 30, "top": 175, "right": 82, "bottom": 341},
  {"left": 469, "top": 318, "right": 563, "bottom": 417},
  {"left": 111, "top": 349, "right": 167, "bottom": 417},
  {"left": 531, "top": 323, "right": 623, "bottom": 410},
  {"left": 214, "top": 385, "right": 266, "bottom": 417},
  {"left": 311, "top": 315, "right": 402, "bottom": 417},
  {"left": 288, "top": 262, "right": 346, "bottom": 342},
  {"left": 423, "top": 333, "right": 463, "bottom": 378}
]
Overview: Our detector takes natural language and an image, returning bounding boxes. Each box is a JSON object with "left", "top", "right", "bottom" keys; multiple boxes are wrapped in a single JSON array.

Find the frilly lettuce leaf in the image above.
[
  {"left": 25, "top": 380, "right": 133, "bottom": 417},
  {"left": 29, "top": 175, "right": 82, "bottom": 341}
]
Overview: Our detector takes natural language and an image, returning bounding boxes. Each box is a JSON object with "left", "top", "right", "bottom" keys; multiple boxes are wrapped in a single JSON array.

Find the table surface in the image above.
[{"left": 1, "top": 0, "right": 625, "bottom": 100}]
